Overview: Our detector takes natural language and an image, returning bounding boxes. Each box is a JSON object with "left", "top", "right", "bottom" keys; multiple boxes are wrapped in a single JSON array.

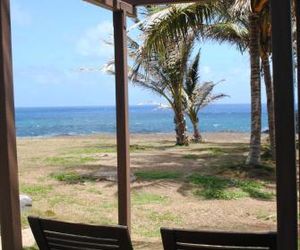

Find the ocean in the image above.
[{"left": 15, "top": 104, "right": 268, "bottom": 137}]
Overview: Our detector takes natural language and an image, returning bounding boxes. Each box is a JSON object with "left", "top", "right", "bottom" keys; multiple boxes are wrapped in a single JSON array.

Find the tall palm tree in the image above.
[
  {"left": 205, "top": 13, "right": 275, "bottom": 160},
  {"left": 184, "top": 51, "right": 227, "bottom": 142},
  {"left": 259, "top": 5, "right": 275, "bottom": 160},
  {"left": 232, "top": 0, "right": 269, "bottom": 165},
  {"left": 138, "top": 0, "right": 271, "bottom": 165}
]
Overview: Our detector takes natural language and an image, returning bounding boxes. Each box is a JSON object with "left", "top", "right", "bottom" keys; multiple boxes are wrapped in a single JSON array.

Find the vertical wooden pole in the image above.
[
  {"left": 270, "top": 0, "right": 298, "bottom": 249},
  {"left": 0, "top": 0, "right": 22, "bottom": 249},
  {"left": 295, "top": 0, "right": 300, "bottom": 206},
  {"left": 113, "top": 10, "right": 131, "bottom": 230}
]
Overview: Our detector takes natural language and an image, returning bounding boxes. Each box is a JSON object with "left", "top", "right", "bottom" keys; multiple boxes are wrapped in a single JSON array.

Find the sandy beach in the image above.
[{"left": 16, "top": 132, "right": 275, "bottom": 249}]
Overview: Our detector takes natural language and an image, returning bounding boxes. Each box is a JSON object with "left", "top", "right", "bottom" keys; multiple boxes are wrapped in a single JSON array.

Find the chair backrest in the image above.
[
  {"left": 28, "top": 216, "right": 133, "bottom": 250},
  {"left": 161, "top": 228, "right": 277, "bottom": 250}
]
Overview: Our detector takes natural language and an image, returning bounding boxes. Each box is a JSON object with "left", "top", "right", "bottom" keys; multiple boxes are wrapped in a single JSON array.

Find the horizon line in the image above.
[{"left": 15, "top": 103, "right": 270, "bottom": 109}]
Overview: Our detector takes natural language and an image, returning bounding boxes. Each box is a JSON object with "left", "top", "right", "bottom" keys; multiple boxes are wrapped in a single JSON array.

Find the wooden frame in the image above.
[
  {"left": 0, "top": 0, "right": 22, "bottom": 249},
  {"left": 113, "top": 9, "right": 131, "bottom": 229},
  {"left": 84, "top": 0, "right": 136, "bottom": 16},
  {"left": 0, "top": 0, "right": 297, "bottom": 249},
  {"left": 270, "top": 0, "right": 298, "bottom": 249}
]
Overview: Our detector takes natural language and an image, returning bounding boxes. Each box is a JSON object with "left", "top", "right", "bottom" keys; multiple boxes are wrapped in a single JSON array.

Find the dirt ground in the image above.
[{"left": 15, "top": 132, "right": 276, "bottom": 249}]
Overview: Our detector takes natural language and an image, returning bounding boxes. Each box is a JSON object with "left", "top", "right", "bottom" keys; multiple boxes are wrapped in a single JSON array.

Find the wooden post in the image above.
[
  {"left": 270, "top": 0, "right": 298, "bottom": 249},
  {"left": 113, "top": 10, "right": 131, "bottom": 230},
  {"left": 295, "top": 0, "right": 300, "bottom": 206},
  {"left": 0, "top": 0, "right": 22, "bottom": 249}
]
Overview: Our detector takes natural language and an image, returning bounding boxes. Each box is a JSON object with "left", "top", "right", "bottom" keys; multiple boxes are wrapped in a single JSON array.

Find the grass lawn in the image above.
[{"left": 17, "top": 133, "right": 277, "bottom": 250}]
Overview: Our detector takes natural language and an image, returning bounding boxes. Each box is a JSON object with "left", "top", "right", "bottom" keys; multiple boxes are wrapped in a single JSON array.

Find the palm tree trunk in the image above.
[
  {"left": 262, "top": 55, "right": 276, "bottom": 160},
  {"left": 246, "top": 13, "right": 262, "bottom": 166},
  {"left": 174, "top": 111, "right": 188, "bottom": 146},
  {"left": 192, "top": 121, "right": 202, "bottom": 143}
]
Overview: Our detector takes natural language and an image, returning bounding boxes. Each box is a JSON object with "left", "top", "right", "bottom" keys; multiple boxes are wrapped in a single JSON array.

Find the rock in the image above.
[{"left": 20, "top": 194, "right": 32, "bottom": 211}]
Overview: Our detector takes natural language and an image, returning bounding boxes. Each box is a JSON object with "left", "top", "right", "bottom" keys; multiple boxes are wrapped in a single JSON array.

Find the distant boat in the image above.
[{"left": 157, "top": 103, "right": 170, "bottom": 109}]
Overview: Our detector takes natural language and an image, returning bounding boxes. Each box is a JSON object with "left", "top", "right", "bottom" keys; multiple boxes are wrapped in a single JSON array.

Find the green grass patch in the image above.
[
  {"left": 188, "top": 174, "right": 274, "bottom": 200},
  {"left": 135, "top": 170, "right": 182, "bottom": 181},
  {"left": 130, "top": 144, "right": 156, "bottom": 152},
  {"left": 207, "top": 147, "right": 226, "bottom": 156},
  {"left": 20, "top": 184, "right": 53, "bottom": 196},
  {"left": 87, "top": 187, "right": 102, "bottom": 195},
  {"left": 138, "top": 211, "right": 182, "bottom": 238},
  {"left": 101, "top": 201, "right": 118, "bottom": 209},
  {"left": 183, "top": 154, "right": 201, "bottom": 160},
  {"left": 69, "top": 144, "right": 156, "bottom": 155},
  {"left": 50, "top": 171, "right": 95, "bottom": 184},
  {"left": 222, "top": 163, "right": 275, "bottom": 180},
  {"left": 47, "top": 194, "right": 78, "bottom": 207},
  {"left": 45, "top": 155, "right": 98, "bottom": 166},
  {"left": 148, "top": 211, "right": 180, "bottom": 222},
  {"left": 132, "top": 192, "right": 168, "bottom": 205},
  {"left": 23, "top": 246, "right": 38, "bottom": 250},
  {"left": 72, "top": 146, "right": 116, "bottom": 154}
]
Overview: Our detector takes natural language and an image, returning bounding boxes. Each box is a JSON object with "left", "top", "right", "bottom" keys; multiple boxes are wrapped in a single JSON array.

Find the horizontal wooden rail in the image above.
[{"left": 84, "top": 0, "right": 136, "bottom": 17}]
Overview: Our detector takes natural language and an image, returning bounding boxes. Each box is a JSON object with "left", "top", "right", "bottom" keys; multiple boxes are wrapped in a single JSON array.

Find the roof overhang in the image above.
[
  {"left": 84, "top": 0, "right": 199, "bottom": 17},
  {"left": 84, "top": 0, "right": 137, "bottom": 17},
  {"left": 128, "top": 0, "right": 200, "bottom": 6}
]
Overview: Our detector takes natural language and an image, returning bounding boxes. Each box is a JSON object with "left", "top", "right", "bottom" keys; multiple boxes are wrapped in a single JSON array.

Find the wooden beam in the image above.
[
  {"left": 127, "top": 0, "right": 199, "bottom": 6},
  {"left": 270, "top": 0, "right": 298, "bottom": 249},
  {"left": 84, "top": 0, "right": 136, "bottom": 17},
  {"left": 0, "top": 0, "right": 22, "bottom": 249},
  {"left": 295, "top": 0, "right": 300, "bottom": 207},
  {"left": 113, "top": 10, "right": 131, "bottom": 230}
]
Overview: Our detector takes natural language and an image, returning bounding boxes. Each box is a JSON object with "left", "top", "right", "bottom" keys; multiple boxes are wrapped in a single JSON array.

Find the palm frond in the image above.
[
  {"left": 204, "top": 22, "right": 249, "bottom": 52},
  {"left": 185, "top": 50, "right": 201, "bottom": 97},
  {"left": 140, "top": 1, "right": 221, "bottom": 55}
]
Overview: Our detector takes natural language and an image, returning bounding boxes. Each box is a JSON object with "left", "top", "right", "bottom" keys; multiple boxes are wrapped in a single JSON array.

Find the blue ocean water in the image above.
[{"left": 15, "top": 104, "right": 268, "bottom": 137}]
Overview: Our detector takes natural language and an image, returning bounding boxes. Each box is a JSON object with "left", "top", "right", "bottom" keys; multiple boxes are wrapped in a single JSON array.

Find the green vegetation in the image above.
[
  {"left": 50, "top": 171, "right": 95, "bottom": 184},
  {"left": 130, "top": 144, "right": 156, "bottom": 152},
  {"left": 183, "top": 154, "right": 201, "bottom": 160},
  {"left": 69, "top": 144, "right": 157, "bottom": 155},
  {"left": 148, "top": 211, "right": 180, "bottom": 223},
  {"left": 138, "top": 211, "right": 182, "bottom": 238},
  {"left": 221, "top": 163, "right": 275, "bottom": 180},
  {"left": 188, "top": 174, "right": 274, "bottom": 200},
  {"left": 45, "top": 155, "right": 98, "bottom": 166},
  {"left": 135, "top": 170, "right": 182, "bottom": 181},
  {"left": 47, "top": 194, "right": 79, "bottom": 207},
  {"left": 132, "top": 192, "right": 168, "bottom": 205},
  {"left": 20, "top": 184, "right": 53, "bottom": 196},
  {"left": 87, "top": 187, "right": 102, "bottom": 195},
  {"left": 71, "top": 145, "right": 116, "bottom": 154},
  {"left": 207, "top": 147, "right": 226, "bottom": 156},
  {"left": 23, "top": 247, "right": 38, "bottom": 250}
]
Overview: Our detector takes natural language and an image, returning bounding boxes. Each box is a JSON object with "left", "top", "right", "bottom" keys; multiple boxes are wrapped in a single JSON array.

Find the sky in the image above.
[{"left": 10, "top": 0, "right": 267, "bottom": 107}]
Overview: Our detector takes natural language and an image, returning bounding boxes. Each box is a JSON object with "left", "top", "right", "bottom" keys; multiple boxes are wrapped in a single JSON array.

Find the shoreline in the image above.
[{"left": 16, "top": 132, "right": 256, "bottom": 143}]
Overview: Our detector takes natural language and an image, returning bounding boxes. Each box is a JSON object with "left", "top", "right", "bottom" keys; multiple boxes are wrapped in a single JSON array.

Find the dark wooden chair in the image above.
[
  {"left": 161, "top": 228, "right": 277, "bottom": 250},
  {"left": 28, "top": 216, "right": 133, "bottom": 250}
]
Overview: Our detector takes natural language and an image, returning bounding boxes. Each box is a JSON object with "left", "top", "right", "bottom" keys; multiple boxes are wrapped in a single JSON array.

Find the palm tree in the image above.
[
  {"left": 184, "top": 51, "right": 227, "bottom": 142},
  {"left": 131, "top": 36, "right": 193, "bottom": 145},
  {"left": 138, "top": 0, "right": 271, "bottom": 165},
  {"left": 104, "top": 34, "right": 194, "bottom": 145},
  {"left": 259, "top": 5, "right": 275, "bottom": 160},
  {"left": 204, "top": 12, "right": 275, "bottom": 160},
  {"left": 232, "top": 0, "right": 270, "bottom": 165}
]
